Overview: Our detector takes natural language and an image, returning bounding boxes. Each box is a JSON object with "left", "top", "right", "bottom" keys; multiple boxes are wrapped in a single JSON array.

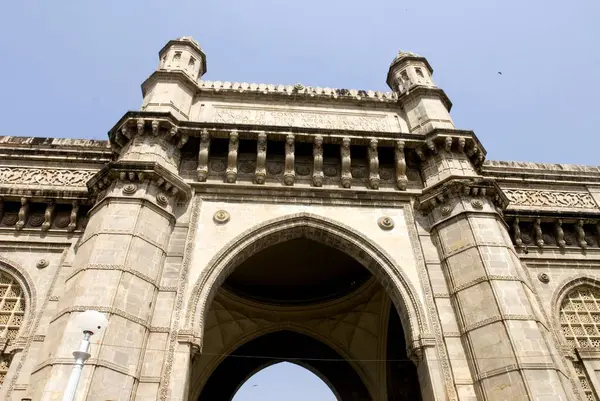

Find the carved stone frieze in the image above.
[
  {"left": 212, "top": 105, "right": 391, "bottom": 132},
  {"left": 0, "top": 167, "right": 95, "bottom": 187},
  {"left": 504, "top": 189, "right": 597, "bottom": 209}
]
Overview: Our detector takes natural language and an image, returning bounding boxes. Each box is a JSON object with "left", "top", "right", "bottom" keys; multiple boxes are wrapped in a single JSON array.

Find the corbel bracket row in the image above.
[
  {"left": 416, "top": 178, "right": 509, "bottom": 214},
  {"left": 87, "top": 161, "right": 191, "bottom": 201},
  {"left": 109, "top": 117, "right": 189, "bottom": 156},
  {"left": 505, "top": 214, "right": 600, "bottom": 250},
  {"left": 411, "top": 131, "right": 486, "bottom": 169}
]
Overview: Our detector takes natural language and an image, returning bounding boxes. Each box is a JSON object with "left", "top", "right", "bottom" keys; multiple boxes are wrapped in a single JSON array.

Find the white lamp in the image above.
[{"left": 61, "top": 310, "right": 109, "bottom": 401}]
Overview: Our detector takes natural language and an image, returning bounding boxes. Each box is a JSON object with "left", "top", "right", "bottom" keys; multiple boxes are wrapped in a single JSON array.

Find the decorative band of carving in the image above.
[
  {"left": 441, "top": 241, "right": 509, "bottom": 260},
  {"left": 463, "top": 314, "right": 538, "bottom": 333},
  {"left": 476, "top": 362, "right": 556, "bottom": 381},
  {"left": 451, "top": 274, "right": 523, "bottom": 294},
  {"left": 443, "top": 331, "right": 461, "bottom": 337},
  {"left": 504, "top": 189, "right": 597, "bottom": 209},
  {"left": 139, "top": 376, "right": 162, "bottom": 383},
  {"left": 149, "top": 326, "right": 170, "bottom": 333},
  {"left": 66, "top": 264, "right": 159, "bottom": 288},
  {"left": 51, "top": 306, "right": 150, "bottom": 328},
  {"left": 158, "top": 287, "right": 177, "bottom": 292},
  {"left": 78, "top": 230, "right": 168, "bottom": 253},
  {"left": 0, "top": 167, "right": 96, "bottom": 187},
  {"left": 32, "top": 357, "right": 138, "bottom": 378},
  {"left": 433, "top": 292, "right": 450, "bottom": 298}
]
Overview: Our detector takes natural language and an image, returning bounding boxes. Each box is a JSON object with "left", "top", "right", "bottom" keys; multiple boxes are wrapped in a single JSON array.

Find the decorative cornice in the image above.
[
  {"left": 417, "top": 177, "right": 509, "bottom": 214},
  {"left": 87, "top": 160, "right": 191, "bottom": 201}
]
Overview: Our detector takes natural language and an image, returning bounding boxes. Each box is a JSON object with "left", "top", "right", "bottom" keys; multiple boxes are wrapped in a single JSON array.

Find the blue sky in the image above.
[
  {"left": 1, "top": 1, "right": 598, "bottom": 399},
  {"left": 1, "top": 1, "right": 599, "bottom": 165}
]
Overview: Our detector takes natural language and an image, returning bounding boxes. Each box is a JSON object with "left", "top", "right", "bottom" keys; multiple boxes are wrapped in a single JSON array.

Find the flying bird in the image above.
[{"left": 497, "top": 71, "right": 503, "bottom": 75}]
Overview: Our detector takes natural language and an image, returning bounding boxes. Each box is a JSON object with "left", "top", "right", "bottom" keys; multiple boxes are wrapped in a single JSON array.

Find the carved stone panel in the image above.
[
  {"left": 503, "top": 189, "right": 598, "bottom": 210},
  {"left": 211, "top": 105, "right": 392, "bottom": 132},
  {"left": 0, "top": 167, "right": 95, "bottom": 187}
]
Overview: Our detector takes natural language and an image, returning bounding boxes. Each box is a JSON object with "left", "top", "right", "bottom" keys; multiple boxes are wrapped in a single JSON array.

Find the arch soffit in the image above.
[
  {"left": 185, "top": 212, "right": 429, "bottom": 352},
  {"left": 551, "top": 274, "right": 600, "bottom": 337},
  {"left": 0, "top": 255, "right": 37, "bottom": 339}
]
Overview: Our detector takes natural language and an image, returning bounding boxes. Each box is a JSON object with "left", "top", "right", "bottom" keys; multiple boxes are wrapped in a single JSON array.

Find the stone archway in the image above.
[
  {"left": 184, "top": 212, "right": 441, "bottom": 401},
  {"left": 185, "top": 213, "right": 430, "bottom": 354}
]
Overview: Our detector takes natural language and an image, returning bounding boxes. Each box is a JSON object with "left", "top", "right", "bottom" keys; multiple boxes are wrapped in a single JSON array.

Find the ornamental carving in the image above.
[
  {"left": 0, "top": 168, "right": 95, "bottom": 187},
  {"left": 504, "top": 189, "right": 597, "bottom": 209},
  {"left": 267, "top": 162, "right": 284, "bottom": 175},
  {"left": 212, "top": 106, "right": 390, "bottom": 132}
]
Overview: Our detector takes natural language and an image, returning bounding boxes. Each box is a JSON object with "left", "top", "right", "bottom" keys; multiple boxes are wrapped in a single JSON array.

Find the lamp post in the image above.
[{"left": 61, "top": 310, "right": 108, "bottom": 401}]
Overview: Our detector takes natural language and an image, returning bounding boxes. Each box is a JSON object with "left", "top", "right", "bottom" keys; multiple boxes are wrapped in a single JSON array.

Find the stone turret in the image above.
[
  {"left": 387, "top": 50, "right": 454, "bottom": 134},
  {"left": 142, "top": 36, "right": 207, "bottom": 120}
]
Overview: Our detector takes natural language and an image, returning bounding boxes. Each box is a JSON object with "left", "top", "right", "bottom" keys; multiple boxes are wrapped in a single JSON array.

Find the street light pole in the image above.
[
  {"left": 61, "top": 331, "right": 92, "bottom": 401},
  {"left": 61, "top": 310, "right": 108, "bottom": 401}
]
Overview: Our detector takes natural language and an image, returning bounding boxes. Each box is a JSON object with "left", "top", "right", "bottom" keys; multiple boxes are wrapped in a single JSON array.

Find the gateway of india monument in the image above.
[{"left": 1, "top": 36, "right": 600, "bottom": 401}]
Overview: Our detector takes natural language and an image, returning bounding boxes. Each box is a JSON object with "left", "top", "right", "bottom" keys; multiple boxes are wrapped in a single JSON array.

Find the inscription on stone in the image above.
[
  {"left": 504, "top": 189, "right": 597, "bottom": 209},
  {"left": 0, "top": 168, "right": 95, "bottom": 187},
  {"left": 213, "top": 106, "right": 390, "bottom": 132}
]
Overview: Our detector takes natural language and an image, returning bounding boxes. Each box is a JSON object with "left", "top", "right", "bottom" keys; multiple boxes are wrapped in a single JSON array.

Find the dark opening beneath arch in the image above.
[
  {"left": 223, "top": 238, "right": 371, "bottom": 306},
  {"left": 197, "top": 330, "right": 371, "bottom": 401}
]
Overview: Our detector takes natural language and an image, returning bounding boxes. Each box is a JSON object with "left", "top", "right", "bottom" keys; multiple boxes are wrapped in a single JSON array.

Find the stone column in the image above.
[
  {"left": 30, "top": 117, "right": 190, "bottom": 401},
  {"left": 419, "top": 179, "right": 574, "bottom": 401}
]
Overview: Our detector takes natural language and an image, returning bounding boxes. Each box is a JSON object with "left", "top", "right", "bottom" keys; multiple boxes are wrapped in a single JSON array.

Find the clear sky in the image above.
[
  {"left": 1, "top": 1, "right": 599, "bottom": 165},
  {"left": 1, "top": 1, "right": 598, "bottom": 399}
]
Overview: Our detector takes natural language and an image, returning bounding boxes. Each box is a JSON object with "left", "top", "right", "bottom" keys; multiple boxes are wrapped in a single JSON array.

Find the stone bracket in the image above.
[
  {"left": 416, "top": 177, "right": 509, "bottom": 214},
  {"left": 87, "top": 160, "right": 192, "bottom": 201}
]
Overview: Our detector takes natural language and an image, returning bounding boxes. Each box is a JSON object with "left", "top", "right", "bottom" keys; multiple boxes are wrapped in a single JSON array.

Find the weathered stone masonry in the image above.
[{"left": 0, "top": 36, "right": 599, "bottom": 401}]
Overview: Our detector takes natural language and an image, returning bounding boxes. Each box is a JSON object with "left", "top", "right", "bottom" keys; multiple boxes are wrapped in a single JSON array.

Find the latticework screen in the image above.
[
  {"left": 560, "top": 285, "right": 600, "bottom": 400},
  {"left": 0, "top": 270, "right": 25, "bottom": 386}
]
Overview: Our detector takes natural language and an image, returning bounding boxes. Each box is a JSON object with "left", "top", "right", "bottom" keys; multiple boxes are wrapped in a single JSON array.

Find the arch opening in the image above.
[
  {"left": 189, "top": 214, "right": 428, "bottom": 401},
  {"left": 232, "top": 362, "right": 338, "bottom": 401},
  {"left": 187, "top": 213, "right": 428, "bottom": 352},
  {"left": 197, "top": 330, "right": 370, "bottom": 401}
]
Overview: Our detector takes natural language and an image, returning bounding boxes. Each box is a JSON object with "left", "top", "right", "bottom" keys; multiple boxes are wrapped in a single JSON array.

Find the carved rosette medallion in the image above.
[
  {"left": 36, "top": 259, "right": 49, "bottom": 269},
  {"left": 380, "top": 169, "right": 393, "bottom": 181},
  {"left": 352, "top": 167, "right": 367, "bottom": 179},
  {"left": 440, "top": 205, "right": 453, "bottom": 216},
  {"left": 55, "top": 214, "right": 70, "bottom": 229},
  {"left": 377, "top": 216, "right": 395, "bottom": 230},
  {"left": 268, "top": 163, "right": 284, "bottom": 175},
  {"left": 324, "top": 166, "right": 337, "bottom": 177},
  {"left": 213, "top": 210, "right": 230, "bottom": 224},
  {"left": 538, "top": 272, "right": 550, "bottom": 283},
  {"left": 295, "top": 165, "right": 311, "bottom": 176},
  {"left": 122, "top": 183, "right": 138, "bottom": 195},
  {"left": 210, "top": 160, "right": 226, "bottom": 172},
  {"left": 470, "top": 199, "right": 483, "bottom": 210},
  {"left": 239, "top": 161, "right": 255, "bottom": 174},
  {"left": 3, "top": 214, "right": 17, "bottom": 226},
  {"left": 156, "top": 192, "right": 169, "bottom": 207},
  {"left": 29, "top": 214, "right": 44, "bottom": 227}
]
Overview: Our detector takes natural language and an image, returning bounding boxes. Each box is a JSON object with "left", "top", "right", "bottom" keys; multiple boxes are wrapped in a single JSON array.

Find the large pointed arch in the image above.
[{"left": 184, "top": 212, "right": 429, "bottom": 354}]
